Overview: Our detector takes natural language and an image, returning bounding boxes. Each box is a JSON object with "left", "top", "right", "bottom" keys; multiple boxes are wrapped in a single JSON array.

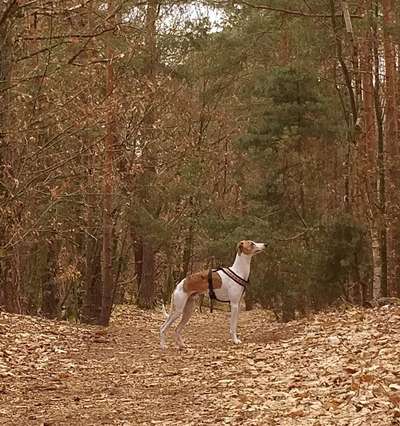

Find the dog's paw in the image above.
[
  {"left": 233, "top": 338, "right": 242, "bottom": 345},
  {"left": 175, "top": 339, "right": 186, "bottom": 350}
]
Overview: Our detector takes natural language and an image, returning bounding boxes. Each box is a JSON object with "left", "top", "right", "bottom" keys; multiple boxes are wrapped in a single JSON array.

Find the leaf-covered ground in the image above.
[{"left": 1, "top": 305, "right": 400, "bottom": 425}]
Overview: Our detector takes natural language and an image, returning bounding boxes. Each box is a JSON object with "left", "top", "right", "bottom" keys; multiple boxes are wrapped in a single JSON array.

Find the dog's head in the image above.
[{"left": 236, "top": 240, "right": 267, "bottom": 256}]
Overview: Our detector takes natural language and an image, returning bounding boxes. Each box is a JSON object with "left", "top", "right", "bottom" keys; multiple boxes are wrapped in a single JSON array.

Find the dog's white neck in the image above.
[{"left": 230, "top": 253, "right": 252, "bottom": 281}]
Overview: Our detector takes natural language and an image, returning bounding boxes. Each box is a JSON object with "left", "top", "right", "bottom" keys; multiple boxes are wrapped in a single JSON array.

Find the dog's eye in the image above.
[{"left": 251, "top": 242, "right": 255, "bottom": 246}]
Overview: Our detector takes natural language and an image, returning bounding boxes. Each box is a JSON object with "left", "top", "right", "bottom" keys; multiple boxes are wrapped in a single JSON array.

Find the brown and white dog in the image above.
[{"left": 160, "top": 240, "right": 267, "bottom": 349}]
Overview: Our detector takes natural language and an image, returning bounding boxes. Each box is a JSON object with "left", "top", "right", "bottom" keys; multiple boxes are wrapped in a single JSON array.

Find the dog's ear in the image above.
[{"left": 236, "top": 241, "right": 244, "bottom": 256}]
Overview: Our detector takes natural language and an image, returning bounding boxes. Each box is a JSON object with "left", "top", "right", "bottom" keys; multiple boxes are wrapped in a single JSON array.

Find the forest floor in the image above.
[{"left": 1, "top": 304, "right": 400, "bottom": 426}]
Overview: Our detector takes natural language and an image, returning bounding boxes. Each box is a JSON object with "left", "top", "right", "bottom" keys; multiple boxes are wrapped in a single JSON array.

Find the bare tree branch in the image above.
[{"left": 223, "top": 0, "right": 364, "bottom": 19}]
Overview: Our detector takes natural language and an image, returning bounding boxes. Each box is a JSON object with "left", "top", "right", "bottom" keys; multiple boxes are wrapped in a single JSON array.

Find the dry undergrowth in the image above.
[{"left": 1, "top": 304, "right": 400, "bottom": 425}]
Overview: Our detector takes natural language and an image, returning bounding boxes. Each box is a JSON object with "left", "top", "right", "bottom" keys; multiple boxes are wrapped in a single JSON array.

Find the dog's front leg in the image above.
[{"left": 229, "top": 303, "right": 241, "bottom": 344}]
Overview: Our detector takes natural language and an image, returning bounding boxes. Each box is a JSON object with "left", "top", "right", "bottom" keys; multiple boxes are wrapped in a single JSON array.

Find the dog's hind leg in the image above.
[
  {"left": 160, "top": 282, "right": 188, "bottom": 349},
  {"left": 175, "top": 294, "right": 196, "bottom": 348}
]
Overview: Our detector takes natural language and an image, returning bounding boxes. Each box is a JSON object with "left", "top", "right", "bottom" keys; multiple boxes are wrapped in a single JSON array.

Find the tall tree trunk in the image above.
[
  {"left": 82, "top": 237, "right": 103, "bottom": 323},
  {"left": 281, "top": 293, "right": 295, "bottom": 322},
  {"left": 79, "top": 5, "right": 103, "bottom": 324},
  {"left": 99, "top": 7, "right": 116, "bottom": 325},
  {"left": 137, "top": 0, "right": 159, "bottom": 309},
  {"left": 182, "top": 224, "right": 194, "bottom": 278},
  {"left": 131, "top": 232, "right": 143, "bottom": 292},
  {"left": 331, "top": 0, "right": 364, "bottom": 299},
  {"left": 372, "top": 2, "right": 388, "bottom": 297},
  {"left": 182, "top": 196, "right": 195, "bottom": 279},
  {"left": 81, "top": 154, "right": 103, "bottom": 323},
  {"left": 330, "top": 0, "right": 359, "bottom": 214},
  {"left": 0, "top": 0, "right": 18, "bottom": 312},
  {"left": 138, "top": 239, "right": 156, "bottom": 308},
  {"left": 382, "top": 0, "right": 399, "bottom": 297},
  {"left": 361, "top": 0, "right": 382, "bottom": 300},
  {"left": 371, "top": 226, "right": 382, "bottom": 298},
  {"left": 41, "top": 241, "right": 59, "bottom": 318}
]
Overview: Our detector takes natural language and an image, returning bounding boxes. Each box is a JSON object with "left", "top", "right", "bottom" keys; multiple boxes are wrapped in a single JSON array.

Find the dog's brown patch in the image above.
[{"left": 183, "top": 270, "right": 222, "bottom": 294}]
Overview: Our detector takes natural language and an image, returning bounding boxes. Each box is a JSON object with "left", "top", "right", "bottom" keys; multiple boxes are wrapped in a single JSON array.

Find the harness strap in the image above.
[
  {"left": 220, "top": 267, "right": 249, "bottom": 288},
  {"left": 208, "top": 267, "right": 248, "bottom": 313},
  {"left": 208, "top": 269, "right": 216, "bottom": 313}
]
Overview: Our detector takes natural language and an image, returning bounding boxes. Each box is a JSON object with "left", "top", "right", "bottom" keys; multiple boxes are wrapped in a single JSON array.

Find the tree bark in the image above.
[
  {"left": 360, "top": 0, "right": 382, "bottom": 300},
  {"left": 182, "top": 197, "right": 195, "bottom": 279},
  {"left": 81, "top": 236, "right": 103, "bottom": 324},
  {"left": 281, "top": 293, "right": 296, "bottom": 322},
  {"left": 136, "top": 0, "right": 159, "bottom": 309},
  {"left": 382, "top": 0, "right": 399, "bottom": 297},
  {"left": 330, "top": 0, "right": 359, "bottom": 214},
  {"left": 372, "top": 2, "right": 388, "bottom": 297},
  {"left": 137, "top": 239, "right": 156, "bottom": 309},
  {"left": 78, "top": 4, "right": 104, "bottom": 325},
  {"left": 41, "top": 241, "right": 59, "bottom": 318},
  {"left": 0, "top": 1, "right": 18, "bottom": 312},
  {"left": 99, "top": 9, "right": 116, "bottom": 326},
  {"left": 131, "top": 232, "right": 143, "bottom": 292}
]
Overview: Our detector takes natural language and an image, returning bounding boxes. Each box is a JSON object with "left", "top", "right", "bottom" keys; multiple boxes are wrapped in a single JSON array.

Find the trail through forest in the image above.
[{"left": 1, "top": 305, "right": 400, "bottom": 425}]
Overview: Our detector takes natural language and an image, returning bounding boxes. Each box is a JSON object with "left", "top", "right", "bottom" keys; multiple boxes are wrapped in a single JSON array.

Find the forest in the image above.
[{"left": 1, "top": 0, "right": 400, "bottom": 325}]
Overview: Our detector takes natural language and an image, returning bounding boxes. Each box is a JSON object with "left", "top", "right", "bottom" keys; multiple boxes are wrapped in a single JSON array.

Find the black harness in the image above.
[{"left": 207, "top": 267, "right": 249, "bottom": 313}]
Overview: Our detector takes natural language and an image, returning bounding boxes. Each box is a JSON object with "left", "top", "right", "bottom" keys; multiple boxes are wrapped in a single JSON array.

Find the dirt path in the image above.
[{"left": 1, "top": 306, "right": 400, "bottom": 425}]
